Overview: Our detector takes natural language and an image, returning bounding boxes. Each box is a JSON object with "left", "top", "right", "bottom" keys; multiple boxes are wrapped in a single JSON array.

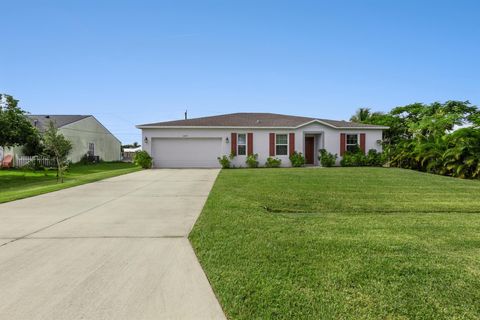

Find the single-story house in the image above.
[
  {"left": 137, "top": 112, "right": 388, "bottom": 168},
  {"left": 122, "top": 146, "right": 142, "bottom": 162},
  {"left": 3, "top": 115, "right": 121, "bottom": 164}
]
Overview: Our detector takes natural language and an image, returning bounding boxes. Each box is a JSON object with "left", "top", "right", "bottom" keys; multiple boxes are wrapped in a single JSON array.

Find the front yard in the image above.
[
  {"left": 190, "top": 167, "right": 480, "bottom": 319},
  {"left": 0, "top": 162, "right": 140, "bottom": 203}
]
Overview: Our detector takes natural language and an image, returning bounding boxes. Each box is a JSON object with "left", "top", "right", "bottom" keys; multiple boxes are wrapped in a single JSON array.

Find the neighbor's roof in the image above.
[
  {"left": 123, "top": 146, "right": 142, "bottom": 153},
  {"left": 136, "top": 113, "right": 388, "bottom": 129},
  {"left": 27, "top": 115, "right": 91, "bottom": 131}
]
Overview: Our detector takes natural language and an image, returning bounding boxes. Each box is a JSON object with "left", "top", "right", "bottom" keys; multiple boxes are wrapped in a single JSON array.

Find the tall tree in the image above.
[
  {"left": 350, "top": 108, "right": 372, "bottom": 123},
  {"left": 43, "top": 121, "right": 72, "bottom": 183},
  {"left": 0, "top": 94, "right": 37, "bottom": 152},
  {"left": 352, "top": 100, "right": 480, "bottom": 179}
]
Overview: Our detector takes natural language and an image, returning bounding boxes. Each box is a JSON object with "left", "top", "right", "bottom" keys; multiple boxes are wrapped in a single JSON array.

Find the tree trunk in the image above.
[{"left": 55, "top": 156, "right": 62, "bottom": 183}]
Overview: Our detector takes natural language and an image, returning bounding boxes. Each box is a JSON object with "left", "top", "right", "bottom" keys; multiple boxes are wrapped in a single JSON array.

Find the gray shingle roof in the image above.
[
  {"left": 137, "top": 113, "right": 388, "bottom": 129},
  {"left": 27, "top": 115, "right": 91, "bottom": 132}
]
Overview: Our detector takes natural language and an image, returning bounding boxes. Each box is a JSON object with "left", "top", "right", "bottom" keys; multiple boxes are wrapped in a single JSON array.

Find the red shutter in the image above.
[
  {"left": 360, "top": 133, "right": 366, "bottom": 154},
  {"left": 269, "top": 133, "right": 275, "bottom": 156},
  {"left": 340, "top": 133, "right": 346, "bottom": 156},
  {"left": 231, "top": 133, "right": 237, "bottom": 156},
  {"left": 289, "top": 133, "right": 295, "bottom": 156},
  {"left": 247, "top": 133, "right": 253, "bottom": 155}
]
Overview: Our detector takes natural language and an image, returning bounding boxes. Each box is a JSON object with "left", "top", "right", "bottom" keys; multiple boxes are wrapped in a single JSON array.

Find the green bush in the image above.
[
  {"left": 289, "top": 152, "right": 305, "bottom": 167},
  {"left": 366, "top": 149, "right": 383, "bottom": 166},
  {"left": 218, "top": 154, "right": 234, "bottom": 169},
  {"left": 245, "top": 153, "right": 259, "bottom": 168},
  {"left": 133, "top": 150, "right": 153, "bottom": 169},
  {"left": 265, "top": 157, "right": 282, "bottom": 168},
  {"left": 79, "top": 154, "right": 102, "bottom": 165},
  {"left": 340, "top": 147, "right": 384, "bottom": 167},
  {"left": 318, "top": 149, "right": 337, "bottom": 167},
  {"left": 340, "top": 151, "right": 367, "bottom": 167},
  {"left": 23, "top": 157, "right": 45, "bottom": 172}
]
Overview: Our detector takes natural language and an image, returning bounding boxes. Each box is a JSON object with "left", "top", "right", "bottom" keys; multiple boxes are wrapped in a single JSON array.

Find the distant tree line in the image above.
[{"left": 351, "top": 101, "right": 480, "bottom": 178}]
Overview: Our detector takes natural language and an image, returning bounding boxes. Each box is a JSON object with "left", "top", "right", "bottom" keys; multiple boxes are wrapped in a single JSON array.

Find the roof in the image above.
[
  {"left": 136, "top": 112, "right": 389, "bottom": 129},
  {"left": 27, "top": 115, "right": 91, "bottom": 131},
  {"left": 123, "top": 146, "right": 142, "bottom": 153}
]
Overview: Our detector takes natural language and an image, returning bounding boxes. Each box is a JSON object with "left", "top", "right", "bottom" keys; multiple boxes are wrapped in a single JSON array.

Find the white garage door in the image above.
[{"left": 151, "top": 138, "right": 222, "bottom": 168}]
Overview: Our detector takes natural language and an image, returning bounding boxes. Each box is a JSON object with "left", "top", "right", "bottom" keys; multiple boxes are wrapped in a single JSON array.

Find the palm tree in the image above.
[
  {"left": 442, "top": 128, "right": 480, "bottom": 178},
  {"left": 350, "top": 108, "right": 373, "bottom": 123}
]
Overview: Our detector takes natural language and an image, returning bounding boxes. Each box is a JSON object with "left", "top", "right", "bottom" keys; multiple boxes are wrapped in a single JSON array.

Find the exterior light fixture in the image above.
[
  {"left": 225, "top": 137, "right": 230, "bottom": 144},
  {"left": 144, "top": 137, "right": 149, "bottom": 144}
]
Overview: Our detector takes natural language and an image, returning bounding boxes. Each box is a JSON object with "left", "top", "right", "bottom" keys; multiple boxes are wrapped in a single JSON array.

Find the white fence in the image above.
[{"left": 15, "top": 156, "right": 56, "bottom": 168}]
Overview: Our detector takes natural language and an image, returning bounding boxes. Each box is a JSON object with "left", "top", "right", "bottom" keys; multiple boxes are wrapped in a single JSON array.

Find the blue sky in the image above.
[{"left": 2, "top": 0, "right": 479, "bottom": 144}]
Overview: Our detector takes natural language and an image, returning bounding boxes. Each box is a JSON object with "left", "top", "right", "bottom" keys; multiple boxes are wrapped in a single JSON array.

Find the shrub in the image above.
[
  {"left": 289, "top": 152, "right": 305, "bottom": 167},
  {"left": 340, "top": 147, "right": 384, "bottom": 167},
  {"left": 366, "top": 149, "right": 383, "bottom": 166},
  {"left": 245, "top": 153, "right": 259, "bottom": 168},
  {"left": 318, "top": 149, "right": 337, "bottom": 167},
  {"left": 134, "top": 150, "right": 153, "bottom": 169},
  {"left": 79, "top": 154, "right": 102, "bottom": 165},
  {"left": 265, "top": 157, "right": 282, "bottom": 168},
  {"left": 218, "top": 154, "right": 233, "bottom": 169},
  {"left": 23, "top": 157, "right": 45, "bottom": 172},
  {"left": 340, "top": 150, "right": 367, "bottom": 167}
]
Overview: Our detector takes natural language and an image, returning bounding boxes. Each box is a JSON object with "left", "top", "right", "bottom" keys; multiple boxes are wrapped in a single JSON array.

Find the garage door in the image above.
[{"left": 151, "top": 138, "right": 222, "bottom": 168}]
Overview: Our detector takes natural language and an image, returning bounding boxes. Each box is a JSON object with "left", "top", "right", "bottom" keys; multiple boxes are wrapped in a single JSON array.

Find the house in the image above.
[
  {"left": 136, "top": 113, "right": 388, "bottom": 168},
  {"left": 122, "top": 146, "right": 142, "bottom": 162},
  {"left": 5, "top": 115, "right": 121, "bottom": 163}
]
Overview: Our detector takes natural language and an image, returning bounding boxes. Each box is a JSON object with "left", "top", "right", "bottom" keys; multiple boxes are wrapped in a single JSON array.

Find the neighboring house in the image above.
[
  {"left": 5, "top": 115, "right": 121, "bottom": 163},
  {"left": 122, "top": 146, "right": 142, "bottom": 162},
  {"left": 136, "top": 112, "right": 388, "bottom": 168}
]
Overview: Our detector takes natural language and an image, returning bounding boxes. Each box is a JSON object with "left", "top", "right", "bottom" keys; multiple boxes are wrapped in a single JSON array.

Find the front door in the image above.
[{"left": 305, "top": 137, "right": 315, "bottom": 165}]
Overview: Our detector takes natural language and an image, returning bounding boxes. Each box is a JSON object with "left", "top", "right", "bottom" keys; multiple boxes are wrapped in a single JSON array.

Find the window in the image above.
[
  {"left": 88, "top": 142, "right": 95, "bottom": 156},
  {"left": 237, "top": 134, "right": 246, "bottom": 155},
  {"left": 276, "top": 134, "right": 288, "bottom": 155},
  {"left": 346, "top": 134, "right": 358, "bottom": 153}
]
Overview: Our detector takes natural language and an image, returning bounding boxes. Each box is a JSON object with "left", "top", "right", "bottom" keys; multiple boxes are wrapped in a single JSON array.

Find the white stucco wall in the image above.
[
  {"left": 141, "top": 123, "right": 384, "bottom": 168},
  {"left": 60, "top": 117, "right": 121, "bottom": 163},
  {"left": 297, "top": 123, "right": 383, "bottom": 165}
]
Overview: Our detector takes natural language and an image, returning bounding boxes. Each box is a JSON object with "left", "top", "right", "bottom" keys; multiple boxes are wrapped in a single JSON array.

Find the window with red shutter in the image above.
[
  {"left": 247, "top": 133, "right": 253, "bottom": 155},
  {"left": 231, "top": 133, "right": 237, "bottom": 156},
  {"left": 269, "top": 133, "right": 275, "bottom": 156}
]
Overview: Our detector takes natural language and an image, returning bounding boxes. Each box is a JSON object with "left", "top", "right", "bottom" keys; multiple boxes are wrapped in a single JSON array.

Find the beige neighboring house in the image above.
[{"left": 4, "top": 115, "right": 121, "bottom": 164}]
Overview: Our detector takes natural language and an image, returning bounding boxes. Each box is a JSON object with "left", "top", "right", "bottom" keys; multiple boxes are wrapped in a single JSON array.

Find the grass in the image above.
[
  {"left": 189, "top": 167, "right": 480, "bottom": 320},
  {"left": 0, "top": 162, "right": 141, "bottom": 203}
]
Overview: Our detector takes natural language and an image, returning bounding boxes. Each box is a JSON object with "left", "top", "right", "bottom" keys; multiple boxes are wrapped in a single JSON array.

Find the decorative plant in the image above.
[
  {"left": 366, "top": 149, "right": 383, "bottom": 166},
  {"left": 265, "top": 157, "right": 282, "bottom": 168},
  {"left": 289, "top": 151, "right": 305, "bottom": 167},
  {"left": 134, "top": 150, "right": 153, "bottom": 169},
  {"left": 245, "top": 153, "right": 259, "bottom": 168},
  {"left": 340, "top": 148, "right": 367, "bottom": 167},
  {"left": 340, "top": 148, "right": 384, "bottom": 167},
  {"left": 318, "top": 149, "right": 337, "bottom": 167},
  {"left": 218, "top": 154, "right": 234, "bottom": 169}
]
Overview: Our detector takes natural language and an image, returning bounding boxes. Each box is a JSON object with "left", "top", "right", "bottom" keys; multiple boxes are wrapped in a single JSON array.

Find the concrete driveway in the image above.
[{"left": 0, "top": 169, "right": 225, "bottom": 320}]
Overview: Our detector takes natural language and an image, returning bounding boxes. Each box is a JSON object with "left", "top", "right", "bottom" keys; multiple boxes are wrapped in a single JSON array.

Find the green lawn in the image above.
[
  {"left": 0, "top": 162, "right": 141, "bottom": 203},
  {"left": 189, "top": 167, "right": 480, "bottom": 319}
]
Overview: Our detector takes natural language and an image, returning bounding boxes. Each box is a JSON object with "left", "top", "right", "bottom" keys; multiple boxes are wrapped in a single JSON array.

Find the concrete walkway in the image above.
[{"left": 0, "top": 169, "right": 225, "bottom": 320}]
